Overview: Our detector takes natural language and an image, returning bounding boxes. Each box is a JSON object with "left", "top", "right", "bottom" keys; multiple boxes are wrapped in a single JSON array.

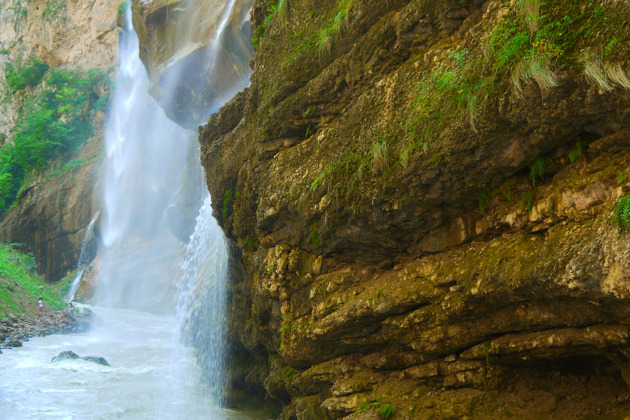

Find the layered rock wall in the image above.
[{"left": 144, "top": 0, "right": 630, "bottom": 417}]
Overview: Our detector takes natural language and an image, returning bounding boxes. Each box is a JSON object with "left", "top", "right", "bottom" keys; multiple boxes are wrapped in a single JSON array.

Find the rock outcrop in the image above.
[
  {"left": 192, "top": 0, "right": 630, "bottom": 418},
  {"left": 131, "top": 0, "right": 254, "bottom": 128},
  {"left": 0, "top": 0, "right": 119, "bottom": 280},
  {"left": 51, "top": 350, "right": 110, "bottom": 366}
]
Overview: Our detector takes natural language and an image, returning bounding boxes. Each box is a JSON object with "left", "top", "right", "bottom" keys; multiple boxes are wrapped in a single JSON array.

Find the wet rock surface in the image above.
[
  {"left": 0, "top": 310, "right": 92, "bottom": 350},
  {"left": 135, "top": 0, "right": 630, "bottom": 417},
  {"left": 52, "top": 350, "right": 110, "bottom": 366}
]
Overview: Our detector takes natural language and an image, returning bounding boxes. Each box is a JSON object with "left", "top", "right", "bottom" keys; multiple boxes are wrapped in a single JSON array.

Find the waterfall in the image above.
[
  {"left": 178, "top": 195, "right": 229, "bottom": 404},
  {"left": 98, "top": 7, "right": 194, "bottom": 313},
  {"left": 66, "top": 216, "right": 97, "bottom": 302},
  {"left": 95, "top": 3, "right": 240, "bottom": 407}
]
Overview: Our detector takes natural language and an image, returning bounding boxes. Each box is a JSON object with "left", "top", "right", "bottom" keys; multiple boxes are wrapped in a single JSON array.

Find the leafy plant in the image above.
[
  {"left": 483, "top": 341, "right": 491, "bottom": 365},
  {"left": 430, "top": 153, "right": 445, "bottom": 165},
  {"left": 117, "top": 0, "right": 130, "bottom": 18},
  {"left": 222, "top": 189, "right": 233, "bottom": 221},
  {"left": 569, "top": 141, "right": 583, "bottom": 163},
  {"left": 317, "top": 0, "right": 357, "bottom": 59},
  {"left": 378, "top": 404, "right": 395, "bottom": 420},
  {"left": 530, "top": 157, "right": 545, "bottom": 187},
  {"left": 521, "top": 190, "right": 535, "bottom": 213},
  {"left": 5, "top": 58, "right": 49, "bottom": 93},
  {"left": 478, "top": 192, "right": 488, "bottom": 215},
  {"left": 0, "top": 243, "right": 65, "bottom": 318},
  {"left": 370, "top": 138, "right": 389, "bottom": 176},
  {"left": 613, "top": 195, "right": 630, "bottom": 231},
  {"left": 280, "top": 320, "right": 293, "bottom": 334}
]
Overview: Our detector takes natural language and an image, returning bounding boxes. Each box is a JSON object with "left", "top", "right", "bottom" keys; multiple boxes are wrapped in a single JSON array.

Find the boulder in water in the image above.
[
  {"left": 82, "top": 356, "right": 110, "bottom": 367},
  {"left": 51, "top": 350, "right": 110, "bottom": 366},
  {"left": 52, "top": 350, "right": 80, "bottom": 362}
]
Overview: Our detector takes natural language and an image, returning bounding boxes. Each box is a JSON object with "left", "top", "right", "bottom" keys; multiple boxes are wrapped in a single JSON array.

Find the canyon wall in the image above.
[
  {"left": 0, "top": 0, "right": 119, "bottom": 280},
  {"left": 137, "top": 0, "right": 630, "bottom": 418}
]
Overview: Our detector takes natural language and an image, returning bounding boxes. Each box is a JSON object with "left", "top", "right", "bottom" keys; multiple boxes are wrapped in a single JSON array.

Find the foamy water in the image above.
[{"left": 0, "top": 306, "right": 261, "bottom": 419}]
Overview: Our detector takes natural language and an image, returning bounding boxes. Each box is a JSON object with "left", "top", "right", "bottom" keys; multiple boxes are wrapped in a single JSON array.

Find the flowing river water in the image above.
[{"left": 0, "top": 306, "right": 258, "bottom": 419}]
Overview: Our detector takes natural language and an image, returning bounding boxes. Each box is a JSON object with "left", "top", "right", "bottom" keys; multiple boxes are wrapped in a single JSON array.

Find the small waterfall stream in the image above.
[{"left": 66, "top": 217, "right": 97, "bottom": 303}]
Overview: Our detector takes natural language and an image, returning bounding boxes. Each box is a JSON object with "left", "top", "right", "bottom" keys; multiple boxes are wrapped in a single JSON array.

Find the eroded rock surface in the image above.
[
  {"left": 144, "top": 0, "right": 630, "bottom": 417},
  {"left": 131, "top": 0, "right": 254, "bottom": 128}
]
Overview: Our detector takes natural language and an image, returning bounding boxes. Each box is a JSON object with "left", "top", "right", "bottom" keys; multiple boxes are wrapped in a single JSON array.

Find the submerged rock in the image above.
[
  {"left": 52, "top": 350, "right": 80, "bottom": 363},
  {"left": 52, "top": 351, "right": 110, "bottom": 367},
  {"left": 81, "top": 356, "right": 111, "bottom": 367}
]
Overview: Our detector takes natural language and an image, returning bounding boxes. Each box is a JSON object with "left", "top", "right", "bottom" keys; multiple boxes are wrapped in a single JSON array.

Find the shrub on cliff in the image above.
[
  {"left": 0, "top": 66, "right": 111, "bottom": 215},
  {"left": 4, "top": 57, "right": 49, "bottom": 93}
]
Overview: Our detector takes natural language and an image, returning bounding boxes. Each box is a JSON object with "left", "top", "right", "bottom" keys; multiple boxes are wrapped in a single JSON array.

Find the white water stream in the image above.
[{"left": 0, "top": 306, "right": 258, "bottom": 419}]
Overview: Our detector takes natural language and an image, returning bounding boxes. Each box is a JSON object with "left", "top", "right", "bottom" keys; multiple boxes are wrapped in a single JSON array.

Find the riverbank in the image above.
[{"left": 0, "top": 309, "right": 91, "bottom": 352}]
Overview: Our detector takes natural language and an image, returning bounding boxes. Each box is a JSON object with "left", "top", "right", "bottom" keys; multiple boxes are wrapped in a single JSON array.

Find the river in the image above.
[{"left": 0, "top": 305, "right": 261, "bottom": 419}]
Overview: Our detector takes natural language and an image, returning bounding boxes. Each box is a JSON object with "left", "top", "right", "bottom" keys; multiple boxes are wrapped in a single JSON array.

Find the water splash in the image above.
[{"left": 177, "top": 195, "right": 229, "bottom": 404}]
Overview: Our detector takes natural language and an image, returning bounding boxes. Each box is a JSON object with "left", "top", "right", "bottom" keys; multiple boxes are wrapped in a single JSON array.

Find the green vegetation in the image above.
[
  {"left": 5, "top": 57, "right": 49, "bottom": 93},
  {"left": 317, "top": 0, "right": 357, "bottom": 58},
  {"left": 117, "top": 0, "right": 130, "bottom": 18},
  {"left": 400, "top": 0, "right": 630, "bottom": 163},
  {"left": 222, "top": 189, "right": 233, "bottom": 220},
  {"left": 483, "top": 341, "right": 491, "bottom": 365},
  {"left": 379, "top": 404, "right": 395, "bottom": 420},
  {"left": 569, "top": 141, "right": 583, "bottom": 164},
  {"left": 252, "top": 0, "right": 288, "bottom": 48},
  {"left": 0, "top": 63, "right": 111, "bottom": 215},
  {"left": 530, "top": 157, "right": 545, "bottom": 187},
  {"left": 613, "top": 195, "right": 630, "bottom": 231},
  {"left": 478, "top": 192, "right": 487, "bottom": 215},
  {"left": 369, "top": 138, "right": 389, "bottom": 176},
  {"left": 0, "top": 243, "right": 65, "bottom": 318},
  {"left": 521, "top": 190, "right": 535, "bottom": 213},
  {"left": 43, "top": 0, "right": 66, "bottom": 20},
  {"left": 280, "top": 320, "right": 293, "bottom": 334},
  {"left": 356, "top": 398, "right": 395, "bottom": 419}
]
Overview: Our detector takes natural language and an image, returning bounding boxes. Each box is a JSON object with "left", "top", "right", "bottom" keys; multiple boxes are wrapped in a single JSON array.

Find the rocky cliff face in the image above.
[
  {"left": 140, "top": 0, "right": 630, "bottom": 417},
  {"left": 0, "top": 0, "right": 119, "bottom": 280},
  {"left": 131, "top": 0, "right": 254, "bottom": 128}
]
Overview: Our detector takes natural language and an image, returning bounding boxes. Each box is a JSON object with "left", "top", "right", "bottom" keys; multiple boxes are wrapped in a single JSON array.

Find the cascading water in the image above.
[
  {"left": 178, "top": 196, "right": 229, "bottom": 403},
  {"left": 97, "top": 3, "right": 235, "bottom": 405},
  {"left": 66, "top": 216, "right": 97, "bottom": 302}
]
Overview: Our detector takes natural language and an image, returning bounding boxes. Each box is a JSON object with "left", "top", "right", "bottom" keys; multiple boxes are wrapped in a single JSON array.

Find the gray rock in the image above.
[
  {"left": 81, "top": 356, "right": 110, "bottom": 367},
  {"left": 51, "top": 350, "right": 110, "bottom": 367},
  {"left": 51, "top": 350, "right": 80, "bottom": 362}
]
